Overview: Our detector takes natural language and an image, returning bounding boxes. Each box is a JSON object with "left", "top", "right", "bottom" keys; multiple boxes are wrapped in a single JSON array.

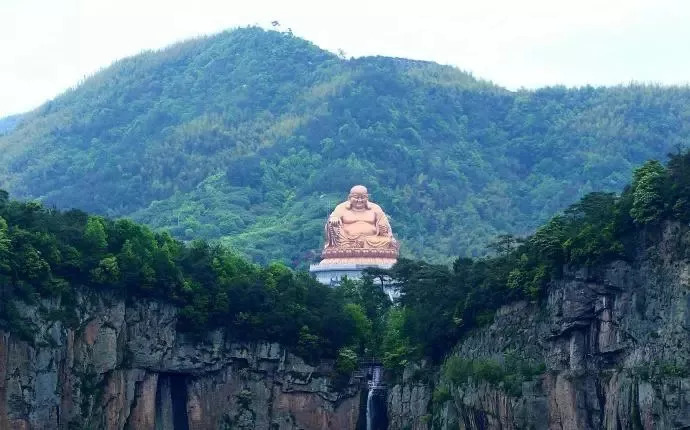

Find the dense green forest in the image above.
[
  {"left": 3, "top": 152, "right": 689, "bottom": 374},
  {"left": 0, "top": 189, "right": 371, "bottom": 363},
  {"left": 1, "top": 27, "right": 690, "bottom": 266},
  {"left": 372, "top": 150, "right": 690, "bottom": 369}
]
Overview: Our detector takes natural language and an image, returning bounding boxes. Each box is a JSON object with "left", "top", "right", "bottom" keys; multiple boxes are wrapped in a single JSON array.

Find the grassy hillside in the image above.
[{"left": 1, "top": 27, "right": 690, "bottom": 266}]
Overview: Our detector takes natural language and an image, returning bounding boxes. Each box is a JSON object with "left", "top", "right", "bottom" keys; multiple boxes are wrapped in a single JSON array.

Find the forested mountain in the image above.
[
  {"left": 0, "top": 114, "right": 21, "bottom": 135},
  {"left": 1, "top": 26, "right": 690, "bottom": 265}
]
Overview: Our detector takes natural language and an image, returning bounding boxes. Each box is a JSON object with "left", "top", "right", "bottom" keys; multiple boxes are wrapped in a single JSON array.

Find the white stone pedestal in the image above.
[
  {"left": 309, "top": 262, "right": 400, "bottom": 300},
  {"left": 308, "top": 262, "right": 394, "bottom": 286}
]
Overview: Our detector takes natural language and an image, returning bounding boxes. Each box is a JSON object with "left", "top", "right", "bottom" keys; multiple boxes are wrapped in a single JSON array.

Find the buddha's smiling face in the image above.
[
  {"left": 348, "top": 185, "right": 369, "bottom": 210},
  {"left": 349, "top": 192, "right": 368, "bottom": 210}
]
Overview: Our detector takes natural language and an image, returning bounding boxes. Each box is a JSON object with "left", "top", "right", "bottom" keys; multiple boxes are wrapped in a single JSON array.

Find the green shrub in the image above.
[
  {"left": 432, "top": 386, "right": 452, "bottom": 404},
  {"left": 335, "top": 347, "right": 359, "bottom": 374},
  {"left": 438, "top": 354, "right": 545, "bottom": 398}
]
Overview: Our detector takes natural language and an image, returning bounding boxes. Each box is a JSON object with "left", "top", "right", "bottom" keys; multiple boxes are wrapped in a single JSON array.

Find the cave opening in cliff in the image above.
[
  {"left": 156, "top": 373, "right": 190, "bottom": 430},
  {"left": 170, "top": 374, "right": 190, "bottom": 430}
]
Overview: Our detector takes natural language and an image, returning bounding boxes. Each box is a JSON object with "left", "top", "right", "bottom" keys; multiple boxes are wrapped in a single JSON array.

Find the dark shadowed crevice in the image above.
[
  {"left": 156, "top": 373, "right": 190, "bottom": 430},
  {"left": 370, "top": 390, "right": 389, "bottom": 430},
  {"left": 170, "top": 374, "right": 190, "bottom": 430}
]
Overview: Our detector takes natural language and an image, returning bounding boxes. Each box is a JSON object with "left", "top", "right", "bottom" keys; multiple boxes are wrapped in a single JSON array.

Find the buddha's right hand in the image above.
[{"left": 328, "top": 217, "right": 341, "bottom": 227}]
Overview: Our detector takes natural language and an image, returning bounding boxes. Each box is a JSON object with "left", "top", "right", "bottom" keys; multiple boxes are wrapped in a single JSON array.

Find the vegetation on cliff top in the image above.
[
  {"left": 1, "top": 151, "right": 689, "bottom": 367},
  {"left": 0, "top": 189, "right": 371, "bottom": 360},
  {"left": 376, "top": 150, "right": 690, "bottom": 366},
  {"left": 2, "top": 27, "right": 690, "bottom": 265}
]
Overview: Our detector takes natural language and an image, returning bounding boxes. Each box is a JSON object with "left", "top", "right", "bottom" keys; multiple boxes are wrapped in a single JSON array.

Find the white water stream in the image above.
[{"left": 367, "top": 366, "right": 383, "bottom": 430}]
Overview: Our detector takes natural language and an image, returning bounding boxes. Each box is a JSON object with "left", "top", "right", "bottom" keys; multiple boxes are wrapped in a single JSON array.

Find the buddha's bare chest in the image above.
[{"left": 341, "top": 210, "right": 376, "bottom": 224}]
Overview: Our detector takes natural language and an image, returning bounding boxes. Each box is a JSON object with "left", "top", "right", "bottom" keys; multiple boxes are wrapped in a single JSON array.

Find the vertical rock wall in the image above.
[
  {"left": 0, "top": 296, "right": 361, "bottom": 429},
  {"left": 389, "top": 222, "right": 690, "bottom": 430},
  {"left": 387, "top": 363, "right": 432, "bottom": 430},
  {"left": 3, "top": 223, "right": 689, "bottom": 430}
]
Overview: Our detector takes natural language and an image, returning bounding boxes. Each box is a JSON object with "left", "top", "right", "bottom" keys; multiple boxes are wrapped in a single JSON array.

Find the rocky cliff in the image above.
[
  {"left": 3, "top": 220, "right": 689, "bottom": 430},
  {"left": 0, "top": 295, "right": 361, "bottom": 429},
  {"left": 389, "top": 222, "right": 689, "bottom": 430}
]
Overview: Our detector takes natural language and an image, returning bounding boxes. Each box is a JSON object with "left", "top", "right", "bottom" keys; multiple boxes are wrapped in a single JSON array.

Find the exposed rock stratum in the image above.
[
  {"left": 2, "top": 223, "right": 689, "bottom": 429},
  {"left": 0, "top": 296, "right": 360, "bottom": 429},
  {"left": 389, "top": 222, "right": 689, "bottom": 430}
]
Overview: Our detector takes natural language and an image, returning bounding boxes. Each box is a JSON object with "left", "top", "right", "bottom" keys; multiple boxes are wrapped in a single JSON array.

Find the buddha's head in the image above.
[{"left": 348, "top": 185, "right": 369, "bottom": 210}]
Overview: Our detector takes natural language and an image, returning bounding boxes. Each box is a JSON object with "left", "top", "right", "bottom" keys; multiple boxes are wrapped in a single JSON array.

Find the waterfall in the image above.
[
  {"left": 366, "top": 388, "right": 374, "bottom": 430},
  {"left": 370, "top": 366, "right": 382, "bottom": 389},
  {"left": 366, "top": 365, "right": 385, "bottom": 430}
]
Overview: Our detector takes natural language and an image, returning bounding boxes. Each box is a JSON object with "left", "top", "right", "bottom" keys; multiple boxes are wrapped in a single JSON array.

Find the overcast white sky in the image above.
[{"left": 1, "top": 0, "right": 690, "bottom": 117}]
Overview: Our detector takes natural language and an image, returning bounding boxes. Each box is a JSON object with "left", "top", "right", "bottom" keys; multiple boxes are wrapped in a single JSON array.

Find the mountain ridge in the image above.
[
  {"left": 2, "top": 26, "right": 690, "bottom": 265},
  {"left": 0, "top": 114, "right": 22, "bottom": 135}
]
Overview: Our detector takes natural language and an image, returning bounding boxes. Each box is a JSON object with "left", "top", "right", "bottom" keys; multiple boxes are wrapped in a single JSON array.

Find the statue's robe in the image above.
[{"left": 325, "top": 201, "right": 395, "bottom": 249}]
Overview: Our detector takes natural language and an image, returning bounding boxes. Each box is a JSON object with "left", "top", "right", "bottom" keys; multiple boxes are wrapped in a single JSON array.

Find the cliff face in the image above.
[
  {"left": 0, "top": 296, "right": 360, "bottom": 429},
  {"left": 389, "top": 222, "right": 690, "bottom": 430},
  {"left": 387, "top": 363, "right": 432, "bottom": 430},
  {"left": 3, "top": 223, "right": 689, "bottom": 430}
]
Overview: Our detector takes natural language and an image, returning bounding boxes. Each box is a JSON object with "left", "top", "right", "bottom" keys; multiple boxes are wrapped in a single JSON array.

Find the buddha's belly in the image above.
[{"left": 342, "top": 221, "right": 377, "bottom": 237}]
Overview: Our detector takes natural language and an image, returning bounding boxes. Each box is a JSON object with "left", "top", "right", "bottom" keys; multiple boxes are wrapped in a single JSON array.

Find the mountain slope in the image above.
[
  {"left": 0, "top": 114, "right": 21, "bottom": 135},
  {"left": 2, "top": 27, "right": 690, "bottom": 265}
]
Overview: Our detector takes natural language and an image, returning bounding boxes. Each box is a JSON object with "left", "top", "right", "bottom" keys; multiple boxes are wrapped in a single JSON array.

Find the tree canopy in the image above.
[
  {"left": 377, "top": 151, "right": 690, "bottom": 365},
  {"left": 3, "top": 151, "right": 690, "bottom": 368},
  {"left": 0, "top": 191, "right": 370, "bottom": 361},
  {"left": 2, "top": 27, "right": 690, "bottom": 266}
]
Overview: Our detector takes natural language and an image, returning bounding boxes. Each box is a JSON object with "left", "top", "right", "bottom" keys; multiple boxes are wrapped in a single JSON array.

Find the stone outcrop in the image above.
[
  {"left": 387, "top": 363, "right": 432, "bottom": 430},
  {"left": 390, "top": 222, "right": 689, "bottom": 430},
  {"left": 0, "top": 295, "right": 360, "bottom": 429}
]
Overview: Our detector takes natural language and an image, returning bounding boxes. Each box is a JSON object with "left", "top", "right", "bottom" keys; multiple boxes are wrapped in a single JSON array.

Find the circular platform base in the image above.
[{"left": 309, "top": 261, "right": 395, "bottom": 286}]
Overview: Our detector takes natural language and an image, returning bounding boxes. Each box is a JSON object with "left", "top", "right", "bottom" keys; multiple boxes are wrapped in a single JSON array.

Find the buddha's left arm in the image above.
[{"left": 374, "top": 207, "right": 392, "bottom": 236}]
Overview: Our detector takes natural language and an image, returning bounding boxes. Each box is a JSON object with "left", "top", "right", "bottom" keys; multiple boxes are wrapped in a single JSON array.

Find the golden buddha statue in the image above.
[{"left": 320, "top": 185, "right": 399, "bottom": 264}]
